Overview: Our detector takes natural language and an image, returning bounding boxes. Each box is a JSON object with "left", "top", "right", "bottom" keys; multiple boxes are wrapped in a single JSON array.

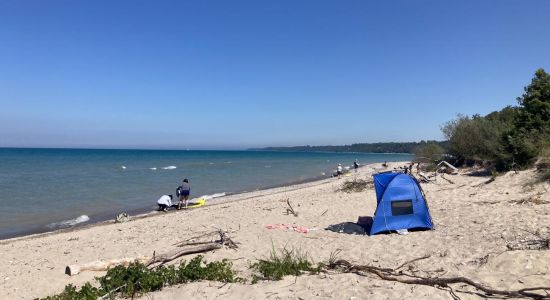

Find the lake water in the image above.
[{"left": 0, "top": 148, "right": 412, "bottom": 239}]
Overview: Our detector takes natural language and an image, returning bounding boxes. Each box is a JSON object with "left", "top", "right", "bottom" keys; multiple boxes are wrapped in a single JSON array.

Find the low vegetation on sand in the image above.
[
  {"left": 41, "top": 256, "right": 244, "bottom": 300},
  {"left": 250, "top": 247, "right": 321, "bottom": 283}
]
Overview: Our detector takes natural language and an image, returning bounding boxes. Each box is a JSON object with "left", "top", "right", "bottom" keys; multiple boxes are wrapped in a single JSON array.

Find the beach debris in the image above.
[
  {"left": 509, "top": 191, "right": 550, "bottom": 206},
  {"left": 284, "top": 199, "right": 299, "bottom": 217},
  {"left": 326, "top": 254, "right": 550, "bottom": 299},
  {"left": 65, "top": 256, "right": 150, "bottom": 276},
  {"left": 396, "top": 229, "right": 409, "bottom": 235},
  {"left": 265, "top": 224, "right": 315, "bottom": 234},
  {"left": 326, "top": 222, "right": 367, "bottom": 235},
  {"left": 506, "top": 229, "right": 550, "bottom": 251},
  {"left": 436, "top": 161, "right": 459, "bottom": 175},
  {"left": 114, "top": 213, "right": 130, "bottom": 223},
  {"left": 337, "top": 179, "right": 372, "bottom": 193},
  {"left": 439, "top": 174, "right": 454, "bottom": 184},
  {"left": 66, "top": 230, "right": 238, "bottom": 276}
]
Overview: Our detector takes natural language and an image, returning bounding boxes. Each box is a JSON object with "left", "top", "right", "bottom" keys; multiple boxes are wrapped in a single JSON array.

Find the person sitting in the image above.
[{"left": 157, "top": 194, "right": 173, "bottom": 212}]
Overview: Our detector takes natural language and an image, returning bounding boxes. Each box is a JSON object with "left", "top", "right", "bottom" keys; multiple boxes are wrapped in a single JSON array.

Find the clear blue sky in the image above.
[{"left": 1, "top": 0, "right": 549, "bottom": 149}]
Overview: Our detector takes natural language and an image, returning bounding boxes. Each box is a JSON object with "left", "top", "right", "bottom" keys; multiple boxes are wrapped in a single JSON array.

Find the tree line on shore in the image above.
[
  {"left": 254, "top": 68, "right": 550, "bottom": 180},
  {"left": 418, "top": 68, "right": 550, "bottom": 180},
  {"left": 250, "top": 141, "right": 448, "bottom": 154}
]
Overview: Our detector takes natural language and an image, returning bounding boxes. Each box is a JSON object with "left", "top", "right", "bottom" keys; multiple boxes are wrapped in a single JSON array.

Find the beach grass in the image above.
[
  {"left": 250, "top": 247, "right": 321, "bottom": 283},
  {"left": 337, "top": 179, "right": 373, "bottom": 193}
]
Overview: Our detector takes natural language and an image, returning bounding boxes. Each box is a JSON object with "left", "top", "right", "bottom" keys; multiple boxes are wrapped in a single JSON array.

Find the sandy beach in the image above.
[{"left": 1, "top": 161, "right": 549, "bottom": 299}]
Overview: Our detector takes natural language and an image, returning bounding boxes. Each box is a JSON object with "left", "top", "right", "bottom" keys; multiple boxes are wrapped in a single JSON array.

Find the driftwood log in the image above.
[
  {"left": 327, "top": 257, "right": 550, "bottom": 299},
  {"left": 65, "top": 256, "right": 150, "bottom": 276},
  {"left": 66, "top": 230, "right": 236, "bottom": 276}
]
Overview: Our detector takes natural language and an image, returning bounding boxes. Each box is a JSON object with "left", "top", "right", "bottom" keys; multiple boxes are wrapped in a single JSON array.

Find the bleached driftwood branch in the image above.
[
  {"left": 66, "top": 230, "right": 236, "bottom": 276},
  {"left": 327, "top": 256, "right": 550, "bottom": 299}
]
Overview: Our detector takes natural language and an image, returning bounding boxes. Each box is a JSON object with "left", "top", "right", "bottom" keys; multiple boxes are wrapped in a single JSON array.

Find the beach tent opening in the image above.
[{"left": 370, "top": 172, "right": 434, "bottom": 235}]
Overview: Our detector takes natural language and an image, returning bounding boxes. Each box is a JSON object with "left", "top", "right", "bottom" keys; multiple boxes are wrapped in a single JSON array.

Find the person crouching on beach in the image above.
[
  {"left": 177, "top": 178, "right": 191, "bottom": 210},
  {"left": 336, "top": 164, "right": 343, "bottom": 178},
  {"left": 157, "top": 195, "right": 173, "bottom": 212}
]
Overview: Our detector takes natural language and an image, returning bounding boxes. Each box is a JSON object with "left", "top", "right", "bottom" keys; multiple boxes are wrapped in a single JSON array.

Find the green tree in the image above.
[
  {"left": 515, "top": 68, "right": 550, "bottom": 134},
  {"left": 412, "top": 142, "right": 444, "bottom": 162},
  {"left": 507, "top": 68, "right": 550, "bottom": 168}
]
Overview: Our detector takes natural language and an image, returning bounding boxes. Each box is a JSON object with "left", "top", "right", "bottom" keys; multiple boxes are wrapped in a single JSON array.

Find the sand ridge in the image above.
[{"left": 0, "top": 161, "right": 549, "bottom": 299}]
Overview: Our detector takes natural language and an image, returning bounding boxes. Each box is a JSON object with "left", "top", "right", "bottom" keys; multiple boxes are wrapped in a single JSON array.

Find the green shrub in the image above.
[
  {"left": 536, "top": 146, "right": 550, "bottom": 182},
  {"left": 412, "top": 142, "right": 445, "bottom": 163},
  {"left": 40, "top": 256, "right": 243, "bottom": 300}
]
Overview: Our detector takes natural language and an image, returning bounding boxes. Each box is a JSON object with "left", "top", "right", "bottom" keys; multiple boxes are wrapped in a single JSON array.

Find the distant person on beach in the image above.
[
  {"left": 353, "top": 160, "right": 359, "bottom": 172},
  {"left": 382, "top": 161, "right": 388, "bottom": 167},
  {"left": 177, "top": 179, "right": 191, "bottom": 209},
  {"left": 157, "top": 195, "right": 173, "bottom": 212},
  {"left": 336, "top": 164, "right": 343, "bottom": 178}
]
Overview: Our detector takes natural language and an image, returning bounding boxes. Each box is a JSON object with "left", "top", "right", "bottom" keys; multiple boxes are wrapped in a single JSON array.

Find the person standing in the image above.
[
  {"left": 336, "top": 164, "right": 343, "bottom": 178},
  {"left": 177, "top": 178, "right": 191, "bottom": 210},
  {"left": 353, "top": 160, "right": 359, "bottom": 172}
]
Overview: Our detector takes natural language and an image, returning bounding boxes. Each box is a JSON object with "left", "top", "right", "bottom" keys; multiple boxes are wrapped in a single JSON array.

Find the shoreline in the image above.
[
  {"left": 1, "top": 161, "right": 549, "bottom": 299},
  {"left": 0, "top": 162, "right": 376, "bottom": 243}
]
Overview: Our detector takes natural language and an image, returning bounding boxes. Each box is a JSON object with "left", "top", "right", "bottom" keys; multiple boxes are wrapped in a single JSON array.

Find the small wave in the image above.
[
  {"left": 121, "top": 166, "right": 127, "bottom": 169},
  {"left": 193, "top": 192, "right": 226, "bottom": 201},
  {"left": 264, "top": 165, "right": 272, "bottom": 168},
  {"left": 162, "top": 166, "right": 177, "bottom": 170},
  {"left": 150, "top": 167, "right": 157, "bottom": 170},
  {"left": 47, "top": 215, "right": 90, "bottom": 229}
]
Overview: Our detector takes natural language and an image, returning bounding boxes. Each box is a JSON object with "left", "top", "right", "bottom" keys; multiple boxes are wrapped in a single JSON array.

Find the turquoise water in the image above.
[{"left": 0, "top": 148, "right": 412, "bottom": 239}]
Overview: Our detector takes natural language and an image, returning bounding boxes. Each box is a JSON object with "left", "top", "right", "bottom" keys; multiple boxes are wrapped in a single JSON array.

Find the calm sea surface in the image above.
[{"left": 0, "top": 148, "right": 412, "bottom": 239}]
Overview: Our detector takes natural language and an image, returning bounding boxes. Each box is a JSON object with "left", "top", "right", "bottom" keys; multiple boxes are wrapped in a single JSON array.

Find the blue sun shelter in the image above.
[{"left": 370, "top": 172, "right": 434, "bottom": 235}]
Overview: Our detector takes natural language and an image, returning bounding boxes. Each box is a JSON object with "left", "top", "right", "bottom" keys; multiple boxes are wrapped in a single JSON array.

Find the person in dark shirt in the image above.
[{"left": 177, "top": 178, "right": 191, "bottom": 210}]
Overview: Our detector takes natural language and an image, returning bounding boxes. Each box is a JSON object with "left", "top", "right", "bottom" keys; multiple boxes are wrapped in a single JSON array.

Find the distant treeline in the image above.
[
  {"left": 429, "top": 68, "right": 550, "bottom": 180},
  {"left": 250, "top": 141, "right": 448, "bottom": 154}
]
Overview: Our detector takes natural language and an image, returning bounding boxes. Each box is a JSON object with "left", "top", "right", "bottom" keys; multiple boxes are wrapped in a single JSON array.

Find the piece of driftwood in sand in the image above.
[
  {"left": 440, "top": 174, "right": 455, "bottom": 184},
  {"left": 327, "top": 256, "right": 550, "bottom": 299},
  {"left": 284, "top": 198, "right": 299, "bottom": 217},
  {"left": 66, "top": 230, "right": 236, "bottom": 276},
  {"left": 436, "top": 161, "right": 459, "bottom": 174},
  {"left": 418, "top": 172, "right": 436, "bottom": 183},
  {"left": 65, "top": 256, "right": 150, "bottom": 276}
]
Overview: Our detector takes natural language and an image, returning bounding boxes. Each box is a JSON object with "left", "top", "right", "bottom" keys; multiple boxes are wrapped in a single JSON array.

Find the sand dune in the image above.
[{"left": 1, "top": 161, "right": 549, "bottom": 299}]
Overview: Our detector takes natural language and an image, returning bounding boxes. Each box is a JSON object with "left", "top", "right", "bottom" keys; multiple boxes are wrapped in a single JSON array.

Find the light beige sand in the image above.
[{"left": 1, "top": 162, "right": 549, "bottom": 299}]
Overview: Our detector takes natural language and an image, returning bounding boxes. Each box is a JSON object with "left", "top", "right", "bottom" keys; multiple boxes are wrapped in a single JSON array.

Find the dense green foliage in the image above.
[
  {"left": 40, "top": 256, "right": 243, "bottom": 300},
  {"left": 412, "top": 142, "right": 445, "bottom": 162},
  {"left": 250, "top": 248, "right": 321, "bottom": 283},
  {"left": 443, "top": 68, "right": 550, "bottom": 173},
  {"left": 251, "top": 141, "right": 448, "bottom": 154}
]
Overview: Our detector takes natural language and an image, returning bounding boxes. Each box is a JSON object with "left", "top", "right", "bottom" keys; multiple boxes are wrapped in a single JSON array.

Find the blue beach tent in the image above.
[{"left": 370, "top": 172, "right": 434, "bottom": 235}]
